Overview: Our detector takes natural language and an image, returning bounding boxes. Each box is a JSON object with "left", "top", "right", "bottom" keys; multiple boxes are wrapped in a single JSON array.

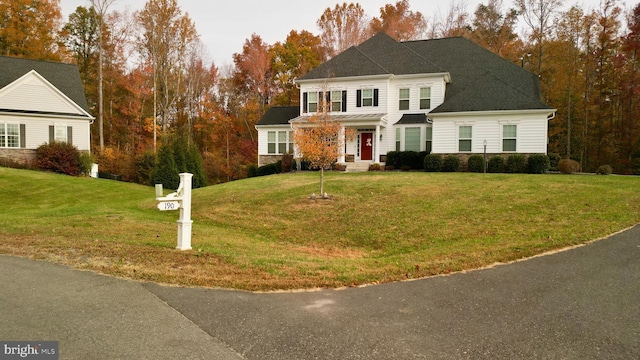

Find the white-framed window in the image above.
[
  {"left": 405, "top": 127, "right": 420, "bottom": 152},
  {"left": 267, "top": 130, "right": 293, "bottom": 154},
  {"left": 308, "top": 92, "right": 318, "bottom": 113},
  {"left": 395, "top": 128, "right": 401, "bottom": 151},
  {"left": 503, "top": 124, "right": 517, "bottom": 152},
  {"left": 288, "top": 130, "right": 294, "bottom": 153},
  {"left": 399, "top": 88, "right": 410, "bottom": 110},
  {"left": 54, "top": 125, "right": 68, "bottom": 143},
  {"left": 331, "top": 90, "right": 342, "bottom": 112},
  {"left": 420, "top": 87, "right": 431, "bottom": 109},
  {"left": 362, "top": 89, "right": 373, "bottom": 107},
  {"left": 459, "top": 125, "right": 472, "bottom": 152},
  {"left": 425, "top": 126, "right": 433, "bottom": 153},
  {"left": 0, "top": 123, "right": 20, "bottom": 148}
]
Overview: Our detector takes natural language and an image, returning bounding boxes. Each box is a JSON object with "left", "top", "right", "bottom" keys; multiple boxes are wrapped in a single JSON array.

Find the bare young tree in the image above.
[
  {"left": 317, "top": 3, "right": 371, "bottom": 58},
  {"left": 516, "top": 0, "right": 563, "bottom": 75}
]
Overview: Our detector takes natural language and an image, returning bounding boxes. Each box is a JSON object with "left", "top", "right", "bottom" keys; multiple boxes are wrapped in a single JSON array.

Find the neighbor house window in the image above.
[
  {"left": 395, "top": 128, "right": 401, "bottom": 151},
  {"left": 503, "top": 124, "right": 517, "bottom": 152},
  {"left": 55, "top": 125, "right": 68, "bottom": 143},
  {"left": 278, "top": 131, "right": 287, "bottom": 154},
  {"left": 459, "top": 126, "right": 472, "bottom": 152},
  {"left": 268, "top": 130, "right": 291, "bottom": 154},
  {"left": 405, "top": 127, "right": 420, "bottom": 152},
  {"left": 288, "top": 131, "right": 294, "bottom": 153},
  {"left": 425, "top": 126, "right": 433, "bottom": 153},
  {"left": 267, "top": 131, "right": 276, "bottom": 154},
  {"left": 399, "top": 88, "right": 410, "bottom": 110},
  {"left": 420, "top": 87, "right": 431, "bottom": 109},
  {"left": 0, "top": 123, "right": 20, "bottom": 148}
]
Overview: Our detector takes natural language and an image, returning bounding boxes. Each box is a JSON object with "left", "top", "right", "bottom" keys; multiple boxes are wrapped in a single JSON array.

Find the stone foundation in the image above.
[
  {"left": 258, "top": 154, "right": 284, "bottom": 167},
  {"left": 0, "top": 149, "right": 37, "bottom": 166}
]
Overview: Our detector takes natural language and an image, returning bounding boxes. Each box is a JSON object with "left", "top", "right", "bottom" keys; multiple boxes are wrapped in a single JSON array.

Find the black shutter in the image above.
[
  {"left": 303, "top": 92, "right": 308, "bottom": 113},
  {"left": 49, "top": 126, "right": 54, "bottom": 143},
  {"left": 325, "top": 91, "right": 330, "bottom": 104},
  {"left": 356, "top": 90, "right": 362, "bottom": 107},
  {"left": 67, "top": 126, "right": 73, "bottom": 145},
  {"left": 342, "top": 91, "right": 347, "bottom": 112},
  {"left": 20, "top": 124, "right": 25, "bottom": 148},
  {"left": 373, "top": 89, "right": 379, "bottom": 106}
]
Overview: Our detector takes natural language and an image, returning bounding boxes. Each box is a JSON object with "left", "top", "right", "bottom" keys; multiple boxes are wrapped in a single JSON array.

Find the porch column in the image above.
[
  {"left": 338, "top": 126, "right": 345, "bottom": 163},
  {"left": 374, "top": 125, "right": 380, "bottom": 163}
]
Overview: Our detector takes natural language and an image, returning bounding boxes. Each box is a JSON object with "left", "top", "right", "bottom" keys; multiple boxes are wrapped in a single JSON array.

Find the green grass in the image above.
[{"left": 1, "top": 167, "right": 639, "bottom": 291}]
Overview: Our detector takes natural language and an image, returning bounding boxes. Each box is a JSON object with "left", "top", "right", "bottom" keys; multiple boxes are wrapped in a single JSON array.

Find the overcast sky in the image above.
[{"left": 59, "top": 0, "right": 610, "bottom": 67}]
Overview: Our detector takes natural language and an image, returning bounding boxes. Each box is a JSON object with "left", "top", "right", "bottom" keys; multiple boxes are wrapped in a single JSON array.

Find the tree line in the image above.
[{"left": 1, "top": 0, "right": 639, "bottom": 181}]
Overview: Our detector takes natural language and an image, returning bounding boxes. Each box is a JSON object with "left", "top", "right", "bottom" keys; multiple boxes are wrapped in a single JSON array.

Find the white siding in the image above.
[
  {"left": 0, "top": 71, "right": 88, "bottom": 116},
  {"left": 431, "top": 112, "right": 549, "bottom": 154}
]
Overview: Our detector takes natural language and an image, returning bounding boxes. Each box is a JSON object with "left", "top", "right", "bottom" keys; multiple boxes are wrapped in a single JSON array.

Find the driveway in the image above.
[{"left": 2, "top": 225, "right": 639, "bottom": 359}]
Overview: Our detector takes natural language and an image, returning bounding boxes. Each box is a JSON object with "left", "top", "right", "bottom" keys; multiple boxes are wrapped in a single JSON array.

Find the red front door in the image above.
[{"left": 361, "top": 133, "right": 373, "bottom": 161}]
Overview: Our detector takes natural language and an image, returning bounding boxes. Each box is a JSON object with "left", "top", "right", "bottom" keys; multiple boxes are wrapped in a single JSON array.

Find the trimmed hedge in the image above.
[
  {"left": 506, "top": 154, "right": 526, "bottom": 173},
  {"left": 467, "top": 155, "right": 485, "bottom": 173},
  {"left": 596, "top": 164, "right": 612, "bottom": 175},
  {"left": 257, "top": 161, "right": 281, "bottom": 176},
  {"left": 548, "top": 153, "right": 561, "bottom": 171},
  {"left": 558, "top": 159, "right": 580, "bottom": 174},
  {"left": 424, "top": 154, "right": 442, "bottom": 172},
  {"left": 488, "top": 156, "right": 504, "bottom": 173},
  {"left": 527, "top": 154, "right": 550, "bottom": 174},
  {"left": 387, "top": 151, "right": 425, "bottom": 170},
  {"left": 442, "top": 155, "right": 460, "bottom": 172}
]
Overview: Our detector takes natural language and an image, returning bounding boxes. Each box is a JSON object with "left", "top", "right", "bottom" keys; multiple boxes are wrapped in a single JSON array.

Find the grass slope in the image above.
[{"left": 1, "top": 167, "right": 639, "bottom": 291}]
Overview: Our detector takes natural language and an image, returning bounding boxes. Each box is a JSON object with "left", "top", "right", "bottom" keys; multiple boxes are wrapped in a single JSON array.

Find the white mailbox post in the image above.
[{"left": 156, "top": 173, "right": 193, "bottom": 250}]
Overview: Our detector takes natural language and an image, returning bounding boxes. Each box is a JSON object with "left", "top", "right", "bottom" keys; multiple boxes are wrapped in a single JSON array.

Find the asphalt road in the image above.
[{"left": 1, "top": 225, "right": 639, "bottom": 359}]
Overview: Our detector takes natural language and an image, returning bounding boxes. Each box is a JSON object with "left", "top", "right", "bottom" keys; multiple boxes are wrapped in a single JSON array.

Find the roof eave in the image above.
[
  {"left": 428, "top": 108, "right": 557, "bottom": 118},
  {"left": 295, "top": 74, "right": 393, "bottom": 84}
]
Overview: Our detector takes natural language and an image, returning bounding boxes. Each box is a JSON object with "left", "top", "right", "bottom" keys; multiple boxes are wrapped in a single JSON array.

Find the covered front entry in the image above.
[{"left": 360, "top": 132, "right": 373, "bottom": 161}]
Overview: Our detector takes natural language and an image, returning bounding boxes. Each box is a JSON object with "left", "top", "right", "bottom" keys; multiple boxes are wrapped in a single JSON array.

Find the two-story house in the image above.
[{"left": 256, "top": 32, "right": 554, "bottom": 168}]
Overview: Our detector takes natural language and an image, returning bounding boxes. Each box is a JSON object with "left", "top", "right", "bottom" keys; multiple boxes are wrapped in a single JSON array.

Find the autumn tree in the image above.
[
  {"left": 436, "top": 0, "right": 470, "bottom": 38},
  {"left": 270, "top": 30, "right": 325, "bottom": 106},
  {"left": 136, "top": 0, "right": 198, "bottom": 151},
  {"left": 294, "top": 101, "right": 354, "bottom": 197},
  {"left": 370, "top": 0, "right": 427, "bottom": 41},
  {"left": 470, "top": 0, "right": 520, "bottom": 58},
  {"left": 317, "top": 3, "right": 370, "bottom": 58},
  {"left": 516, "top": 0, "right": 563, "bottom": 75},
  {"left": 0, "top": 0, "right": 63, "bottom": 60}
]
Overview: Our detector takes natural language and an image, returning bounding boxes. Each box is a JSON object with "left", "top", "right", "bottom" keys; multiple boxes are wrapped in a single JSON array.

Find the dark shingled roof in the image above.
[
  {"left": 298, "top": 33, "right": 552, "bottom": 113},
  {"left": 0, "top": 56, "right": 91, "bottom": 114},
  {"left": 257, "top": 106, "right": 299, "bottom": 126},
  {"left": 299, "top": 32, "right": 444, "bottom": 80},
  {"left": 395, "top": 113, "right": 428, "bottom": 124}
]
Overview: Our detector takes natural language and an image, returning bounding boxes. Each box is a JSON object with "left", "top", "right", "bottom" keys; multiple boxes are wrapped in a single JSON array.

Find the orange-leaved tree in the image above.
[{"left": 294, "top": 108, "right": 354, "bottom": 197}]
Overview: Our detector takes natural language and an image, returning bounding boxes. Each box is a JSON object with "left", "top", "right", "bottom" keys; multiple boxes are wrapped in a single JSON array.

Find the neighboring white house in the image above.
[
  {"left": 256, "top": 32, "right": 555, "bottom": 167},
  {"left": 0, "top": 56, "right": 93, "bottom": 165}
]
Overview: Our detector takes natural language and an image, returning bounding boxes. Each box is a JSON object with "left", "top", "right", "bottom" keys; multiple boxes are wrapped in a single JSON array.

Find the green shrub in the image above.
[
  {"left": 527, "top": 154, "right": 550, "bottom": 174},
  {"left": 385, "top": 151, "right": 401, "bottom": 169},
  {"left": 442, "top": 155, "right": 460, "bottom": 172},
  {"left": 257, "top": 161, "right": 281, "bottom": 176},
  {"left": 386, "top": 151, "right": 424, "bottom": 169},
  {"left": 151, "top": 143, "right": 179, "bottom": 190},
  {"left": 424, "top": 154, "right": 442, "bottom": 172},
  {"left": 467, "top": 155, "right": 485, "bottom": 173},
  {"left": 79, "top": 151, "right": 94, "bottom": 175},
  {"left": 488, "top": 156, "right": 504, "bottom": 173},
  {"left": 506, "top": 154, "right": 526, "bottom": 173},
  {"left": 247, "top": 164, "right": 258, "bottom": 178},
  {"left": 186, "top": 145, "right": 207, "bottom": 189},
  {"left": 548, "top": 153, "right": 561, "bottom": 171},
  {"left": 596, "top": 164, "right": 612, "bottom": 175},
  {"left": 35, "top": 141, "right": 83, "bottom": 176},
  {"left": 558, "top": 159, "right": 580, "bottom": 174}
]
